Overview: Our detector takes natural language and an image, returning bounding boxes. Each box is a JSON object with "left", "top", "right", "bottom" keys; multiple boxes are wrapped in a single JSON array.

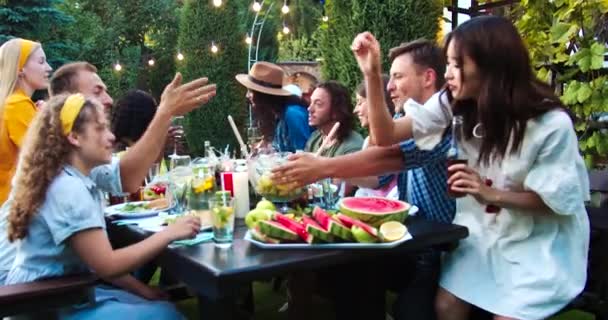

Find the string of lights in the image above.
[{"left": 113, "top": 0, "right": 327, "bottom": 72}]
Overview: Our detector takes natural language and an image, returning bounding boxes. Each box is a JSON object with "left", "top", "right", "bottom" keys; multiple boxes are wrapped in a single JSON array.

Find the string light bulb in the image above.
[
  {"left": 322, "top": 15, "right": 329, "bottom": 22},
  {"left": 213, "top": 0, "right": 222, "bottom": 7},
  {"left": 114, "top": 62, "right": 122, "bottom": 72},
  {"left": 211, "top": 42, "right": 219, "bottom": 54},
  {"left": 245, "top": 35, "right": 252, "bottom": 44},
  {"left": 177, "top": 52, "right": 184, "bottom": 61},
  {"left": 282, "top": 23, "right": 290, "bottom": 35},
  {"left": 252, "top": 1, "right": 261, "bottom": 12},
  {"left": 148, "top": 58, "right": 155, "bottom": 66},
  {"left": 281, "top": 1, "right": 289, "bottom": 14}
]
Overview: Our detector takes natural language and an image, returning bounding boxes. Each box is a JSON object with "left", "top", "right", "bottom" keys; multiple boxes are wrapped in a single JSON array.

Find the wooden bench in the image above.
[{"left": 0, "top": 274, "right": 97, "bottom": 318}]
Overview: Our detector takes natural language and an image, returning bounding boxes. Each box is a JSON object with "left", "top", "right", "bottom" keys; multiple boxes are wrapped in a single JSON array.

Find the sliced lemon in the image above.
[
  {"left": 193, "top": 176, "right": 215, "bottom": 193},
  {"left": 379, "top": 221, "right": 408, "bottom": 242}
]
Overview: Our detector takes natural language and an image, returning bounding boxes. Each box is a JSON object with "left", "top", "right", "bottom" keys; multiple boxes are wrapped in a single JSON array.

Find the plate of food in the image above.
[
  {"left": 105, "top": 198, "right": 173, "bottom": 219},
  {"left": 244, "top": 198, "right": 416, "bottom": 249}
]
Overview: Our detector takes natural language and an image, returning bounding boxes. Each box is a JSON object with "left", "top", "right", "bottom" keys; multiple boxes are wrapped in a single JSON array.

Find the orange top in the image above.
[{"left": 0, "top": 89, "right": 37, "bottom": 204}]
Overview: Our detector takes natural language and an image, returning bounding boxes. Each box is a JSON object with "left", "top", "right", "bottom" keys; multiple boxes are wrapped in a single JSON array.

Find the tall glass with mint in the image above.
[{"left": 209, "top": 191, "right": 235, "bottom": 248}]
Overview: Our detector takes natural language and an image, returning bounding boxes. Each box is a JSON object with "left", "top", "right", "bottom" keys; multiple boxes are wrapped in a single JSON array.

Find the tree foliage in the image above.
[
  {"left": 515, "top": 0, "right": 608, "bottom": 167},
  {"left": 58, "top": 0, "right": 180, "bottom": 99},
  {"left": 0, "top": 0, "right": 77, "bottom": 67},
  {"left": 317, "top": 0, "right": 444, "bottom": 91},
  {"left": 178, "top": 0, "right": 248, "bottom": 156},
  {"left": 278, "top": 0, "right": 323, "bottom": 61}
]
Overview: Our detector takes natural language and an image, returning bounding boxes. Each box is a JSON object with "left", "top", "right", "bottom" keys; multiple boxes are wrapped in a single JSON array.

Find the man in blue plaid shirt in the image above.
[
  {"left": 359, "top": 40, "right": 455, "bottom": 225},
  {"left": 273, "top": 39, "right": 453, "bottom": 320}
]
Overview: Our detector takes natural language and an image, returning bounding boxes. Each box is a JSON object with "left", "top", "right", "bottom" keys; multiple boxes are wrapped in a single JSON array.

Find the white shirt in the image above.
[{"left": 411, "top": 93, "right": 589, "bottom": 319}]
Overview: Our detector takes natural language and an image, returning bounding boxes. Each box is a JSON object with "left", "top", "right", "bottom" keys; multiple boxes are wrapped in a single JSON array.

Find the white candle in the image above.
[{"left": 233, "top": 171, "right": 250, "bottom": 218}]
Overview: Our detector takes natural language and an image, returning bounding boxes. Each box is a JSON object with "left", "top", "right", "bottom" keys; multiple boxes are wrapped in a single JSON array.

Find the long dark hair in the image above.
[
  {"left": 316, "top": 81, "right": 354, "bottom": 142},
  {"left": 250, "top": 91, "right": 307, "bottom": 142},
  {"left": 443, "top": 16, "right": 564, "bottom": 165}
]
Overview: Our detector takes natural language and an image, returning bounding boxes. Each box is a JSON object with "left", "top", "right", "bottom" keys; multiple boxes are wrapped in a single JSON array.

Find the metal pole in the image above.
[{"left": 247, "top": 0, "right": 274, "bottom": 126}]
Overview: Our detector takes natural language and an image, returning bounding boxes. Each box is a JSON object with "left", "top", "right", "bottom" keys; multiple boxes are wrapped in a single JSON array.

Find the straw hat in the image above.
[{"left": 236, "top": 62, "right": 292, "bottom": 96}]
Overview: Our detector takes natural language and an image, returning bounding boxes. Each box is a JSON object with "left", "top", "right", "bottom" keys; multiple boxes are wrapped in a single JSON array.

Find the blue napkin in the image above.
[{"left": 170, "top": 232, "right": 214, "bottom": 247}]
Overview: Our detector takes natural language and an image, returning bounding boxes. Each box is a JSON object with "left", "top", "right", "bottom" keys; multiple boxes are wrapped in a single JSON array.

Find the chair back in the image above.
[{"left": 589, "top": 170, "right": 608, "bottom": 193}]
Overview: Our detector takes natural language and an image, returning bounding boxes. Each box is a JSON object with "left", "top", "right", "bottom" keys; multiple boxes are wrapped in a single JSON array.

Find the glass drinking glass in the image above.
[
  {"left": 170, "top": 155, "right": 191, "bottom": 171},
  {"left": 147, "top": 162, "right": 160, "bottom": 184},
  {"left": 246, "top": 126, "right": 262, "bottom": 150},
  {"left": 169, "top": 156, "right": 192, "bottom": 213},
  {"left": 170, "top": 116, "right": 185, "bottom": 157},
  {"left": 187, "top": 165, "right": 216, "bottom": 225},
  {"left": 209, "top": 196, "right": 235, "bottom": 248}
]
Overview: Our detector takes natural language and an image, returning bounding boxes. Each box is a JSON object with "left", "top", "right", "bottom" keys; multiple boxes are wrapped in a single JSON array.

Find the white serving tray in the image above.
[{"left": 244, "top": 230, "right": 412, "bottom": 249}]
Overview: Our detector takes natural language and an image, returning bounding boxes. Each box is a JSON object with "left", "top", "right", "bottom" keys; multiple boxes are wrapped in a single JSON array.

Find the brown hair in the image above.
[
  {"left": 442, "top": 16, "right": 563, "bottom": 166},
  {"left": 8, "top": 94, "right": 101, "bottom": 241},
  {"left": 356, "top": 74, "right": 395, "bottom": 117},
  {"left": 49, "top": 62, "right": 97, "bottom": 96},
  {"left": 388, "top": 39, "right": 446, "bottom": 90},
  {"left": 315, "top": 81, "right": 354, "bottom": 142}
]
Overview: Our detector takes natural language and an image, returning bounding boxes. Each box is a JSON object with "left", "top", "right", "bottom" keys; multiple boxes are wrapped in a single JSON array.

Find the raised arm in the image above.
[
  {"left": 351, "top": 32, "right": 414, "bottom": 146},
  {"left": 119, "top": 73, "right": 216, "bottom": 193}
]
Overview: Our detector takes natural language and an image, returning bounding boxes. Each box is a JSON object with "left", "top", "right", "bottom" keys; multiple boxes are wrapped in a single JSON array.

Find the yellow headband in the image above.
[
  {"left": 18, "top": 39, "right": 38, "bottom": 71},
  {"left": 60, "top": 94, "right": 86, "bottom": 135}
]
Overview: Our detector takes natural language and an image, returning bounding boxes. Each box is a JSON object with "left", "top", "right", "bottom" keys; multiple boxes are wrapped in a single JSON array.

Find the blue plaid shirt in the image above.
[{"left": 395, "top": 131, "right": 455, "bottom": 224}]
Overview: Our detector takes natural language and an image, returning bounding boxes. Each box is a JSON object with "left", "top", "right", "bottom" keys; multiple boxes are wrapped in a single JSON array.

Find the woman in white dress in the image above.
[
  {"left": 418, "top": 16, "right": 590, "bottom": 320},
  {"left": 278, "top": 15, "right": 589, "bottom": 320}
]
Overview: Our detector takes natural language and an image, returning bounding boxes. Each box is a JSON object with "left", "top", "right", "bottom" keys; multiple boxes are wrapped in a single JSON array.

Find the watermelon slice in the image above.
[
  {"left": 312, "top": 206, "right": 331, "bottom": 228},
  {"left": 313, "top": 207, "right": 353, "bottom": 241},
  {"left": 339, "top": 197, "right": 410, "bottom": 227},
  {"left": 328, "top": 216, "right": 354, "bottom": 241},
  {"left": 336, "top": 213, "right": 357, "bottom": 228},
  {"left": 274, "top": 212, "right": 308, "bottom": 242},
  {"left": 301, "top": 216, "right": 334, "bottom": 242},
  {"left": 251, "top": 227, "right": 282, "bottom": 244},
  {"left": 258, "top": 220, "right": 299, "bottom": 241},
  {"left": 351, "top": 219, "right": 379, "bottom": 238},
  {"left": 351, "top": 225, "right": 379, "bottom": 243}
]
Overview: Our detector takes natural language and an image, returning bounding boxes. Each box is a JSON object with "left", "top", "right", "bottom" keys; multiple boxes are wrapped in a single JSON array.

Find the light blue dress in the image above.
[
  {"left": 0, "top": 159, "right": 123, "bottom": 282},
  {"left": 5, "top": 163, "right": 183, "bottom": 320}
]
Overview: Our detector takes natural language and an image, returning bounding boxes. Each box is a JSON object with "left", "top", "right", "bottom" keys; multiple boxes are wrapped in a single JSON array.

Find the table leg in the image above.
[{"left": 197, "top": 294, "right": 238, "bottom": 320}]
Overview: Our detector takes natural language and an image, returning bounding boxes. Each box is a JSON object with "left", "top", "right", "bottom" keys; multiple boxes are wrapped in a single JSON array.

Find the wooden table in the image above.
[{"left": 108, "top": 216, "right": 468, "bottom": 320}]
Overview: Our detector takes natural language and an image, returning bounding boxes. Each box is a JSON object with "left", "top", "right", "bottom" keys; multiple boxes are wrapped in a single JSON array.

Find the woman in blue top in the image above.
[
  {"left": 5, "top": 94, "right": 201, "bottom": 319},
  {"left": 236, "top": 62, "right": 312, "bottom": 152}
]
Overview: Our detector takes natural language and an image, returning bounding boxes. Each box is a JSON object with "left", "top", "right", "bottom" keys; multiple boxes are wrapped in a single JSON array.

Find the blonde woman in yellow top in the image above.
[{"left": 0, "top": 38, "right": 52, "bottom": 204}]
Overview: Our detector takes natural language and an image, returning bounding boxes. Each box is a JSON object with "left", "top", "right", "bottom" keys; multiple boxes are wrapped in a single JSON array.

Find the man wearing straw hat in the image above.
[{"left": 236, "top": 61, "right": 312, "bottom": 152}]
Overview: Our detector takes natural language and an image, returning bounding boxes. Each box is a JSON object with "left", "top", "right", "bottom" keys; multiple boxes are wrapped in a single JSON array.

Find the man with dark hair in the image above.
[
  {"left": 305, "top": 81, "right": 364, "bottom": 157},
  {"left": 273, "top": 38, "right": 453, "bottom": 320}
]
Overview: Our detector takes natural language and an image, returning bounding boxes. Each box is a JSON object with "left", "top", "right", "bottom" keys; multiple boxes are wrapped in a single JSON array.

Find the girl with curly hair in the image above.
[{"left": 5, "top": 94, "right": 200, "bottom": 319}]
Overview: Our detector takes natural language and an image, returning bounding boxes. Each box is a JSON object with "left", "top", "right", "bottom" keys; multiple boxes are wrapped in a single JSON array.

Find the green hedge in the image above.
[
  {"left": 178, "top": 0, "right": 248, "bottom": 156},
  {"left": 318, "top": 0, "right": 443, "bottom": 91}
]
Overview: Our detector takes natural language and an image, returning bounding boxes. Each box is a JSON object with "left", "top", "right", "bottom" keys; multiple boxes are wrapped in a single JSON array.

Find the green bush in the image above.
[
  {"left": 318, "top": 0, "right": 443, "bottom": 91},
  {"left": 178, "top": 0, "right": 248, "bottom": 156},
  {"left": 515, "top": 0, "right": 608, "bottom": 167}
]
